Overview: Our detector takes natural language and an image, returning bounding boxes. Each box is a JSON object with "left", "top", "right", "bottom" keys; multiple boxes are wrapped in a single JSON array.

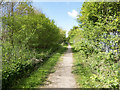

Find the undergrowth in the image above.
[
  {"left": 11, "top": 45, "right": 67, "bottom": 88},
  {"left": 72, "top": 48, "right": 119, "bottom": 88}
]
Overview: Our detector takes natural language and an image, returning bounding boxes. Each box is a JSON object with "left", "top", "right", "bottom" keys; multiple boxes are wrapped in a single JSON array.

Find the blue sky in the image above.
[{"left": 32, "top": 2, "right": 83, "bottom": 37}]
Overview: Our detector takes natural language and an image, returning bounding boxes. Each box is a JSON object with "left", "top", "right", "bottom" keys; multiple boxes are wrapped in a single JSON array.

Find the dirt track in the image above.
[{"left": 42, "top": 44, "right": 77, "bottom": 88}]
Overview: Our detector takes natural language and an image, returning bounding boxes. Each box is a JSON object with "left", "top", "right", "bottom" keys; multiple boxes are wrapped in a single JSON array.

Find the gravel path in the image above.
[{"left": 41, "top": 44, "right": 77, "bottom": 88}]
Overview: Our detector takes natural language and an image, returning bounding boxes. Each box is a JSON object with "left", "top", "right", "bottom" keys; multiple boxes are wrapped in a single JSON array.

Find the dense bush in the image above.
[
  {"left": 2, "top": 3, "right": 66, "bottom": 88},
  {"left": 69, "top": 1, "right": 120, "bottom": 88},
  {"left": 73, "top": 51, "right": 119, "bottom": 88}
]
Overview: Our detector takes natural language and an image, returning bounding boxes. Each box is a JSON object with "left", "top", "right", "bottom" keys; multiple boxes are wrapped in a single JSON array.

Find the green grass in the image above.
[
  {"left": 72, "top": 48, "right": 119, "bottom": 88},
  {"left": 72, "top": 52, "right": 103, "bottom": 88},
  {"left": 12, "top": 45, "right": 67, "bottom": 88}
]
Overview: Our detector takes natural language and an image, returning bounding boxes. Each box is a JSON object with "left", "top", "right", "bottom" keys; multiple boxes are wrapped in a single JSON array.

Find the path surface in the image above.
[{"left": 42, "top": 44, "right": 77, "bottom": 88}]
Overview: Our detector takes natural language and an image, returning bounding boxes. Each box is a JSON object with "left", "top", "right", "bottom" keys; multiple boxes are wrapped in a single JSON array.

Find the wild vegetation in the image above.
[
  {"left": 1, "top": 1, "right": 120, "bottom": 89},
  {"left": 1, "top": 2, "right": 66, "bottom": 88},
  {"left": 68, "top": 2, "right": 120, "bottom": 88}
]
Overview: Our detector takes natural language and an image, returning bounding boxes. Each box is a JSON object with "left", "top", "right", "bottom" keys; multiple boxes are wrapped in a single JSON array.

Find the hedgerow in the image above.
[
  {"left": 2, "top": 4, "right": 66, "bottom": 88},
  {"left": 69, "top": 1, "right": 120, "bottom": 88}
]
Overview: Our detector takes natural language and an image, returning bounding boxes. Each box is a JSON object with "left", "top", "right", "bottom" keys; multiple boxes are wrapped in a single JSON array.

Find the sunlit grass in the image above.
[
  {"left": 72, "top": 47, "right": 118, "bottom": 88},
  {"left": 72, "top": 52, "right": 104, "bottom": 88}
]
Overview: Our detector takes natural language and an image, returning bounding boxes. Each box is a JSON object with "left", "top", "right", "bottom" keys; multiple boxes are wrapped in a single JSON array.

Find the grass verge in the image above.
[
  {"left": 11, "top": 45, "right": 67, "bottom": 88},
  {"left": 72, "top": 51, "right": 102, "bottom": 88},
  {"left": 72, "top": 47, "right": 119, "bottom": 88}
]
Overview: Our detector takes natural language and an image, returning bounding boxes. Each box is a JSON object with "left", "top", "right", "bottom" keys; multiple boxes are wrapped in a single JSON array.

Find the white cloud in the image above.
[{"left": 67, "top": 10, "right": 79, "bottom": 18}]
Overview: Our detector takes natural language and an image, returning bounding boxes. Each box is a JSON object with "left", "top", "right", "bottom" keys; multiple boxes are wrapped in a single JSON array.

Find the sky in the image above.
[{"left": 32, "top": 2, "right": 83, "bottom": 37}]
